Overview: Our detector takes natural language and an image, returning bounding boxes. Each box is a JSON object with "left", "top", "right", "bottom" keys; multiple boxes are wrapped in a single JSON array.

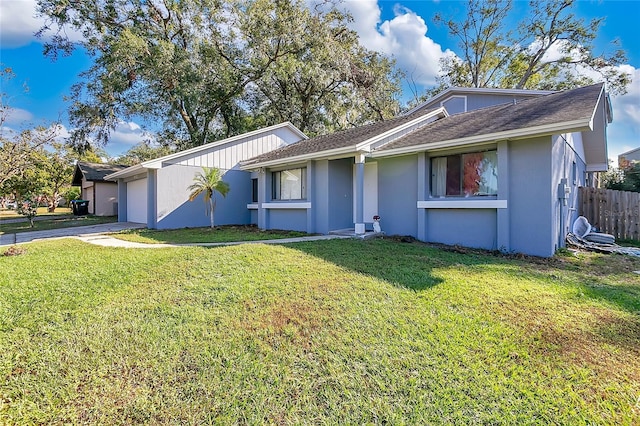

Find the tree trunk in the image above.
[{"left": 209, "top": 198, "right": 215, "bottom": 228}]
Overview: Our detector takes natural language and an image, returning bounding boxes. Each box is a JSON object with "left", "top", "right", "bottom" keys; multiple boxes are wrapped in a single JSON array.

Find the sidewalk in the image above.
[
  {"left": 1, "top": 222, "right": 353, "bottom": 248},
  {"left": 74, "top": 233, "right": 353, "bottom": 248},
  {"left": 0, "top": 222, "right": 146, "bottom": 246}
]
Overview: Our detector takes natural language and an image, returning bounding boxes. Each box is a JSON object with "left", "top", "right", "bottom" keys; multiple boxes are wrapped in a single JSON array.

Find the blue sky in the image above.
[{"left": 1, "top": 0, "right": 639, "bottom": 160}]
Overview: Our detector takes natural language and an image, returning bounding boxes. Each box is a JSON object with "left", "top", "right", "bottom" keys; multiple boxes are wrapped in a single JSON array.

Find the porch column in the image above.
[
  {"left": 496, "top": 140, "right": 510, "bottom": 252},
  {"left": 117, "top": 179, "right": 127, "bottom": 223},
  {"left": 355, "top": 153, "right": 365, "bottom": 234}
]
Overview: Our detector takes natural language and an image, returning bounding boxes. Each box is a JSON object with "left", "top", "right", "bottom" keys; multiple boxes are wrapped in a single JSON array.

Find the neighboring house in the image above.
[
  {"left": 105, "top": 122, "right": 306, "bottom": 228},
  {"left": 618, "top": 147, "right": 640, "bottom": 167},
  {"left": 71, "top": 162, "right": 128, "bottom": 216},
  {"left": 240, "top": 83, "right": 611, "bottom": 257}
]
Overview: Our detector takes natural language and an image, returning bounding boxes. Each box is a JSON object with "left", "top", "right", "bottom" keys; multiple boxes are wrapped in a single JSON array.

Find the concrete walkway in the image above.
[
  {"left": 75, "top": 233, "right": 352, "bottom": 248},
  {"left": 0, "top": 222, "right": 146, "bottom": 246},
  {"left": 1, "top": 222, "right": 353, "bottom": 248}
]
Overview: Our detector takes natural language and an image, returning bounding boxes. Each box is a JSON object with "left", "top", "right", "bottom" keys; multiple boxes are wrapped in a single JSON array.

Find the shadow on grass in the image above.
[{"left": 282, "top": 238, "right": 469, "bottom": 291}]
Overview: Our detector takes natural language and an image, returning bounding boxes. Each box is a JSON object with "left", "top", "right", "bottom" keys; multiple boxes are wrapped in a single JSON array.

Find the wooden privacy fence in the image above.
[{"left": 578, "top": 187, "right": 640, "bottom": 240}]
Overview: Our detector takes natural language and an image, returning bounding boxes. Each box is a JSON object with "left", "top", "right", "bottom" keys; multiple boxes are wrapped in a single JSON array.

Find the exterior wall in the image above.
[
  {"left": 427, "top": 209, "right": 497, "bottom": 248},
  {"left": 155, "top": 164, "right": 251, "bottom": 229},
  {"left": 268, "top": 209, "right": 308, "bottom": 232},
  {"left": 93, "top": 182, "right": 119, "bottom": 216},
  {"left": 420, "top": 92, "right": 545, "bottom": 115},
  {"left": 166, "top": 127, "right": 301, "bottom": 171},
  {"left": 508, "top": 136, "right": 554, "bottom": 257},
  {"left": 551, "top": 133, "right": 587, "bottom": 249},
  {"left": 465, "top": 94, "right": 532, "bottom": 111},
  {"left": 377, "top": 155, "right": 419, "bottom": 237}
]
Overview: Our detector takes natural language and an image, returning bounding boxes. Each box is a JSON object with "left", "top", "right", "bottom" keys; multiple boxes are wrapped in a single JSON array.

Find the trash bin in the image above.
[{"left": 71, "top": 200, "right": 90, "bottom": 216}]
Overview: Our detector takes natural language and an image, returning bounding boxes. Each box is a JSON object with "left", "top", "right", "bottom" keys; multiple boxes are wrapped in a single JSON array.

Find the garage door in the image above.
[{"left": 127, "top": 178, "right": 148, "bottom": 224}]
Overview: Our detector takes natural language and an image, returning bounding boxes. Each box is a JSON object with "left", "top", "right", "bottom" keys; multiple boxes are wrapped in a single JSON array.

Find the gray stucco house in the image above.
[
  {"left": 241, "top": 83, "right": 611, "bottom": 257},
  {"left": 618, "top": 147, "right": 640, "bottom": 167},
  {"left": 108, "top": 84, "right": 611, "bottom": 257},
  {"left": 105, "top": 122, "right": 306, "bottom": 228}
]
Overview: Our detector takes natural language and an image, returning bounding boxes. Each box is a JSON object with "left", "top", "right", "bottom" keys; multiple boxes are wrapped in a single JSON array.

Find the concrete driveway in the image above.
[{"left": 0, "top": 222, "right": 146, "bottom": 246}]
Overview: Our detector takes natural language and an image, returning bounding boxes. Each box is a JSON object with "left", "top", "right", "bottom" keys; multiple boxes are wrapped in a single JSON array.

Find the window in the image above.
[
  {"left": 431, "top": 151, "right": 497, "bottom": 197},
  {"left": 251, "top": 178, "right": 258, "bottom": 203},
  {"left": 272, "top": 168, "right": 306, "bottom": 200}
]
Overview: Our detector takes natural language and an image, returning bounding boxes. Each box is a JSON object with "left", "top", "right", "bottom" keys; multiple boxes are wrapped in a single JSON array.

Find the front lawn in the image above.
[
  {"left": 0, "top": 207, "right": 72, "bottom": 218},
  {"left": 113, "top": 225, "right": 309, "bottom": 244},
  {"left": 0, "top": 215, "right": 117, "bottom": 235},
  {"left": 0, "top": 239, "right": 638, "bottom": 424}
]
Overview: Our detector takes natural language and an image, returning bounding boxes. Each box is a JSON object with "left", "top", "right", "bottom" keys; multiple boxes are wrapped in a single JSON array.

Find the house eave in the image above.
[
  {"left": 354, "top": 107, "right": 448, "bottom": 151},
  {"left": 239, "top": 146, "right": 359, "bottom": 170},
  {"left": 104, "top": 164, "right": 145, "bottom": 180},
  {"left": 370, "top": 119, "right": 592, "bottom": 158}
]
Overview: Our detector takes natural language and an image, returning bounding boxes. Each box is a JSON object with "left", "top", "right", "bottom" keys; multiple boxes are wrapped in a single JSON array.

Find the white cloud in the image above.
[
  {"left": 109, "top": 121, "right": 150, "bottom": 146},
  {"left": 0, "top": 0, "right": 84, "bottom": 48},
  {"left": 342, "top": 0, "right": 453, "bottom": 86},
  {"left": 0, "top": 0, "right": 42, "bottom": 48},
  {"left": 3, "top": 107, "right": 34, "bottom": 125}
]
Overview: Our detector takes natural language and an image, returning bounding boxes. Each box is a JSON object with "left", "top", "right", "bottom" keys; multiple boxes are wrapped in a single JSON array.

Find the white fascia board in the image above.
[
  {"left": 586, "top": 163, "right": 608, "bottom": 172},
  {"left": 143, "top": 122, "right": 307, "bottom": 169},
  {"left": 354, "top": 108, "right": 448, "bottom": 151},
  {"left": 262, "top": 202, "right": 312, "bottom": 209},
  {"left": 370, "top": 119, "right": 591, "bottom": 158},
  {"left": 104, "top": 164, "right": 144, "bottom": 180},
  {"left": 239, "top": 146, "right": 358, "bottom": 170},
  {"left": 418, "top": 200, "right": 507, "bottom": 209},
  {"left": 587, "top": 85, "right": 605, "bottom": 131}
]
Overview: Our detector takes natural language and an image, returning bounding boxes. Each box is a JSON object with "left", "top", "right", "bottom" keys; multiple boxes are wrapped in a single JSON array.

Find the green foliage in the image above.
[
  {"left": 62, "top": 187, "right": 81, "bottom": 205},
  {"left": 116, "top": 141, "right": 174, "bottom": 166},
  {"left": 15, "top": 197, "right": 38, "bottom": 227},
  {"left": 431, "top": 0, "right": 630, "bottom": 96},
  {"left": 604, "top": 162, "right": 640, "bottom": 192},
  {"left": 0, "top": 239, "right": 638, "bottom": 423},
  {"left": 188, "top": 167, "right": 230, "bottom": 228},
  {"left": 37, "top": 0, "right": 401, "bottom": 150}
]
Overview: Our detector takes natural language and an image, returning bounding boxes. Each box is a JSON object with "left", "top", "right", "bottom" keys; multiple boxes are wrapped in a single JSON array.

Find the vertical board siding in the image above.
[
  {"left": 579, "top": 187, "right": 640, "bottom": 240},
  {"left": 170, "top": 133, "right": 290, "bottom": 171}
]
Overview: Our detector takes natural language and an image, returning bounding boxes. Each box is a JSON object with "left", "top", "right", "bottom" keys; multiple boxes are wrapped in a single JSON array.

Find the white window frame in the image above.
[
  {"left": 272, "top": 167, "right": 307, "bottom": 201},
  {"left": 430, "top": 150, "right": 498, "bottom": 198}
]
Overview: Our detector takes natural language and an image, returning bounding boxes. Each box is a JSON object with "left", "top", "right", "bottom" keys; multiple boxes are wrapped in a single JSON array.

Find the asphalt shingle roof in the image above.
[
  {"left": 242, "top": 83, "right": 603, "bottom": 166},
  {"left": 241, "top": 108, "right": 438, "bottom": 166},
  {"left": 378, "top": 83, "right": 604, "bottom": 152},
  {"left": 72, "top": 162, "right": 128, "bottom": 185}
]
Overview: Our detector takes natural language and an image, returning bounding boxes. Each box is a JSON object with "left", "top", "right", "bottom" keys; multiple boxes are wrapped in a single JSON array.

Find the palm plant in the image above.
[{"left": 188, "top": 167, "right": 230, "bottom": 228}]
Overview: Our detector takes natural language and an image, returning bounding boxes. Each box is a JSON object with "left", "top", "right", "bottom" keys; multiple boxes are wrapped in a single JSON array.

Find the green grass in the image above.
[
  {"left": 0, "top": 238, "right": 639, "bottom": 424},
  {"left": 0, "top": 207, "right": 72, "bottom": 218},
  {"left": 113, "top": 225, "right": 309, "bottom": 244},
  {"left": 0, "top": 215, "right": 117, "bottom": 235}
]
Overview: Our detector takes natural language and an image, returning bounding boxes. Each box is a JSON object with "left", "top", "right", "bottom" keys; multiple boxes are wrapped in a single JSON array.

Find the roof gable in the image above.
[
  {"left": 72, "top": 162, "right": 128, "bottom": 185},
  {"left": 240, "top": 108, "right": 447, "bottom": 168},
  {"left": 106, "top": 122, "right": 306, "bottom": 180},
  {"left": 406, "top": 87, "right": 553, "bottom": 116},
  {"left": 375, "top": 83, "right": 605, "bottom": 156}
]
